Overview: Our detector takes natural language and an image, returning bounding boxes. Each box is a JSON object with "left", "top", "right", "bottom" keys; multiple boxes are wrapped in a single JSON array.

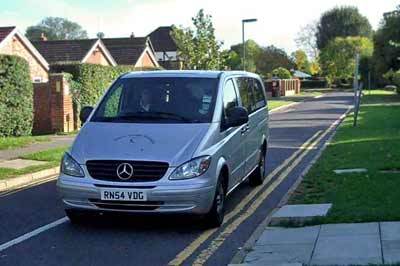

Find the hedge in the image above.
[
  {"left": 51, "top": 63, "right": 162, "bottom": 108},
  {"left": 0, "top": 55, "right": 33, "bottom": 137},
  {"left": 300, "top": 79, "right": 329, "bottom": 89}
]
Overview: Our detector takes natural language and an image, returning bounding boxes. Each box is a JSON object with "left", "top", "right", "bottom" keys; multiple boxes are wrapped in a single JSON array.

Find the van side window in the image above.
[
  {"left": 223, "top": 79, "right": 238, "bottom": 119},
  {"left": 236, "top": 77, "right": 254, "bottom": 113},
  {"left": 253, "top": 79, "right": 266, "bottom": 109}
]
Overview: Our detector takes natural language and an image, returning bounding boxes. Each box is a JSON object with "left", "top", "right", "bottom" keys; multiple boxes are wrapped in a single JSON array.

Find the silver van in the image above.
[{"left": 57, "top": 71, "right": 269, "bottom": 227}]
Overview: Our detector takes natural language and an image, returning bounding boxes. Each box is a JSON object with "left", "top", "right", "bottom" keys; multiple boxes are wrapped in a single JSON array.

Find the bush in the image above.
[
  {"left": 393, "top": 70, "right": 400, "bottom": 94},
  {"left": 0, "top": 55, "right": 33, "bottom": 137},
  {"left": 383, "top": 69, "right": 400, "bottom": 94},
  {"left": 271, "top": 67, "right": 292, "bottom": 79},
  {"left": 301, "top": 79, "right": 329, "bottom": 89},
  {"left": 50, "top": 63, "right": 162, "bottom": 107}
]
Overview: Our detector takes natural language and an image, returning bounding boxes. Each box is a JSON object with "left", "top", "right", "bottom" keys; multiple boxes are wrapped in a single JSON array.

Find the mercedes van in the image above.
[{"left": 57, "top": 71, "right": 269, "bottom": 227}]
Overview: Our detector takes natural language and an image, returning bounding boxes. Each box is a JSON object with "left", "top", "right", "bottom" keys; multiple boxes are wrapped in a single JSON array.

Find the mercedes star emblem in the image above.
[{"left": 116, "top": 163, "right": 134, "bottom": 180}]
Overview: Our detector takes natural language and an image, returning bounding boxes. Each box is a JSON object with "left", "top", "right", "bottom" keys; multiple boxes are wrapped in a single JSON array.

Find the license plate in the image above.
[{"left": 100, "top": 189, "right": 147, "bottom": 201}]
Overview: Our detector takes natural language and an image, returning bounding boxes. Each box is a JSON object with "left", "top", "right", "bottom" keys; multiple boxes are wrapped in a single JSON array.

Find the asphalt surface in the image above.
[{"left": 0, "top": 92, "right": 353, "bottom": 266}]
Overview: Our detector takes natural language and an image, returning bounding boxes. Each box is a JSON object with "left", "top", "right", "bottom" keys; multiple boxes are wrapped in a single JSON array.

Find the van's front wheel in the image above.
[
  {"left": 204, "top": 176, "right": 225, "bottom": 227},
  {"left": 249, "top": 146, "right": 266, "bottom": 186}
]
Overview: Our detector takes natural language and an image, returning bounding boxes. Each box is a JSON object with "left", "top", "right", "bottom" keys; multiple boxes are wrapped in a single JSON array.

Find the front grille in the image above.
[
  {"left": 89, "top": 199, "right": 164, "bottom": 211},
  {"left": 86, "top": 160, "right": 169, "bottom": 182}
]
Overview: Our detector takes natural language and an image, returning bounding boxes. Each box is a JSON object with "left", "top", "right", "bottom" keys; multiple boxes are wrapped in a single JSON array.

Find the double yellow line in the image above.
[{"left": 168, "top": 122, "right": 336, "bottom": 266}]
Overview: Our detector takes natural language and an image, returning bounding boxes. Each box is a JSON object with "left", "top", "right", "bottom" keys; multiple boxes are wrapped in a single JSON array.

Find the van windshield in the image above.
[{"left": 91, "top": 77, "right": 219, "bottom": 123}]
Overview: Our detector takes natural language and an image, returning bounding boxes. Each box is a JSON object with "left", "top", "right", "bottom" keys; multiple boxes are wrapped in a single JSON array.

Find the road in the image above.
[{"left": 0, "top": 92, "right": 352, "bottom": 266}]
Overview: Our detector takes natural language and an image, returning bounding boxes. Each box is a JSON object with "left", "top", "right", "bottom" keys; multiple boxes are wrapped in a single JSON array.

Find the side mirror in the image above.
[
  {"left": 80, "top": 106, "right": 94, "bottom": 124},
  {"left": 224, "top": 106, "right": 249, "bottom": 128}
]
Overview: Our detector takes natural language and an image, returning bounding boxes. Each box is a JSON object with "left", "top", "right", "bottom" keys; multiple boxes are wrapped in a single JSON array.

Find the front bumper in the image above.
[{"left": 57, "top": 174, "right": 216, "bottom": 215}]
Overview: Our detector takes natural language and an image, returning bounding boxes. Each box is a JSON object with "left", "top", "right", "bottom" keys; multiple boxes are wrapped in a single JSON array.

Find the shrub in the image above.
[
  {"left": 393, "top": 70, "right": 400, "bottom": 94},
  {"left": 271, "top": 67, "right": 292, "bottom": 79},
  {"left": 0, "top": 55, "right": 33, "bottom": 137},
  {"left": 301, "top": 79, "right": 329, "bottom": 89},
  {"left": 383, "top": 69, "right": 400, "bottom": 94}
]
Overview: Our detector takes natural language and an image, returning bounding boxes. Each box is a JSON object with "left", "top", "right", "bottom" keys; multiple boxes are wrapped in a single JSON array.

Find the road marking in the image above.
[
  {"left": 191, "top": 114, "right": 344, "bottom": 265},
  {"left": 168, "top": 130, "right": 323, "bottom": 266},
  {"left": 0, "top": 217, "right": 68, "bottom": 252}
]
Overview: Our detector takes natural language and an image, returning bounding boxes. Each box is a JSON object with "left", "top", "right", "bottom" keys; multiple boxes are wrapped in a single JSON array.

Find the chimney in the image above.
[
  {"left": 40, "top": 33, "right": 47, "bottom": 41},
  {"left": 130, "top": 32, "right": 135, "bottom": 38}
]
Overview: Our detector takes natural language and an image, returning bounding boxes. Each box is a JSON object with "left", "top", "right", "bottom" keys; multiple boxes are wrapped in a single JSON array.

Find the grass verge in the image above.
[
  {"left": 268, "top": 90, "right": 324, "bottom": 110},
  {"left": 0, "top": 146, "right": 68, "bottom": 180},
  {"left": 0, "top": 135, "right": 51, "bottom": 150},
  {"left": 362, "top": 89, "right": 400, "bottom": 104},
  {"left": 289, "top": 105, "right": 400, "bottom": 224}
]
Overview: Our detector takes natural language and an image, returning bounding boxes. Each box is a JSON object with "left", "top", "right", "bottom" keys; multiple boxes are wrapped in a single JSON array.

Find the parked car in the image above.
[{"left": 57, "top": 70, "right": 269, "bottom": 227}]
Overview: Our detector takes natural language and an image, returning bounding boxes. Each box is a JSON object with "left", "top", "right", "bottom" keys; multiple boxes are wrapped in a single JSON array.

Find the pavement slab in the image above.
[
  {"left": 244, "top": 226, "right": 320, "bottom": 265},
  {"left": 333, "top": 168, "right": 368, "bottom": 174},
  {"left": 381, "top": 222, "right": 400, "bottom": 263},
  {"left": 0, "top": 135, "right": 74, "bottom": 161},
  {"left": 311, "top": 223, "right": 382, "bottom": 265},
  {"left": 271, "top": 204, "right": 332, "bottom": 226},
  {"left": 0, "top": 159, "right": 47, "bottom": 169}
]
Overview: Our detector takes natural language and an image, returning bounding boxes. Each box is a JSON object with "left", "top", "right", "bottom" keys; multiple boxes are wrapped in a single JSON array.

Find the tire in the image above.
[
  {"left": 249, "top": 146, "right": 267, "bottom": 186},
  {"left": 204, "top": 176, "right": 226, "bottom": 228},
  {"left": 65, "top": 209, "right": 93, "bottom": 224}
]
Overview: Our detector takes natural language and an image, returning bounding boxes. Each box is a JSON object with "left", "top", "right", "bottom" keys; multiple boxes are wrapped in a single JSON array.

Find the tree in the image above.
[
  {"left": 97, "top": 32, "right": 105, "bottom": 39},
  {"left": 295, "top": 22, "right": 319, "bottom": 60},
  {"left": 316, "top": 6, "right": 372, "bottom": 50},
  {"left": 229, "top": 39, "right": 262, "bottom": 72},
  {"left": 256, "top": 45, "right": 294, "bottom": 76},
  {"left": 372, "top": 6, "right": 400, "bottom": 85},
  {"left": 309, "top": 59, "right": 321, "bottom": 75},
  {"left": 291, "top": 50, "right": 310, "bottom": 72},
  {"left": 171, "top": 9, "right": 223, "bottom": 70},
  {"left": 224, "top": 50, "right": 241, "bottom": 70},
  {"left": 320, "top": 36, "right": 373, "bottom": 84},
  {"left": 26, "top": 17, "right": 88, "bottom": 41},
  {"left": 272, "top": 67, "right": 292, "bottom": 79}
]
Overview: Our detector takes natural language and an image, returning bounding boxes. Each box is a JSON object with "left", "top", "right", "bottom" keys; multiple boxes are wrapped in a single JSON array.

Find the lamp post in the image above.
[{"left": 242, "top": 18, "right": 257, "bottom": 71}]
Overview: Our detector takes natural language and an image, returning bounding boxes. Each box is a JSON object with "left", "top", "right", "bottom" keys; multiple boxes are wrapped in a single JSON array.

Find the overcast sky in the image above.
[{"left": 1, "top": 0, "right": 398, "bottom": 53}]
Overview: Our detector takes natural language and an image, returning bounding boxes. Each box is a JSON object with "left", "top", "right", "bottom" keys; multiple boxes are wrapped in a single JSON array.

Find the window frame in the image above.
[{"left": 221, "top": 78, "right": 239, "bottom": 131}]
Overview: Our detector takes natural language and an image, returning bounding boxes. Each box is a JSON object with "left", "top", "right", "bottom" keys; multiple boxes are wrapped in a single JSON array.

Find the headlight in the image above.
[
  {"left": 169, "top": 156, "right": 211, "bottom": 180},
  {"left": 61, "top": 153, "right": 85, "bottom": 177}
]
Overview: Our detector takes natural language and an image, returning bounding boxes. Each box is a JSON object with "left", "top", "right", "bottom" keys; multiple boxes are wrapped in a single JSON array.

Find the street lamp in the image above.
[{"left": 242, "top": 18, "right": 257, "bottom": 71}]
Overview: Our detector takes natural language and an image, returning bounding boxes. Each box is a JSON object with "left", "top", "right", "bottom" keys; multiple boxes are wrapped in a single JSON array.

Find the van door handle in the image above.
[{"left": 241, "top": 124, "right": 249, "bottom": 134}]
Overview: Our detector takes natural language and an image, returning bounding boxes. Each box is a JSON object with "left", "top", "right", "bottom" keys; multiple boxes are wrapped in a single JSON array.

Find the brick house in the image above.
[
  {"left": 32, "top": 38, "right": 117, "bottom": 66},
  {"left": 102, "top": 37, "right": 159, "bottom": 68},
  {"left": 0, "top": 26, "right": 49, "bottom": 82},
  {"left": 147, "top": 26, "right": 182, "bottom": 69}
]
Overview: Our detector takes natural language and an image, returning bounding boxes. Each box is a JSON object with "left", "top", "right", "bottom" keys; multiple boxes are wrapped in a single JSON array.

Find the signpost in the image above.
[{"left": 353, "top": 53, "right": 362, "bottom": 127}]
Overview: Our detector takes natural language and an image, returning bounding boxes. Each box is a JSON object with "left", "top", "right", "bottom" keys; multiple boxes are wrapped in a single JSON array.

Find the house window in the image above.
[{"left": 33, "top": 77, "right": 43, "bottom": 83}]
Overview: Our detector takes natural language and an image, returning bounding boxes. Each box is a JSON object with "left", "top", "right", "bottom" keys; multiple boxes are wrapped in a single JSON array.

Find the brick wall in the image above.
[
  {"left": 264, "top": 79, "right": 301, "bottom": 97},
  {"left": 33, "top": 74, "right": 74, "bottom": 134},
  {"left": 85, "top": 46, "right": 112, "bottom": 66},
  {"left": 137, "top": 50, "right": 157, "bottom": 67},
  {"left": 0, "top": 35, "right": 49, "bottom": 82}
]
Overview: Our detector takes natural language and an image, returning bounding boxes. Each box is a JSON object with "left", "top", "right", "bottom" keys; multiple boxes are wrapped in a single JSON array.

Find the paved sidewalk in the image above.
[
  {"left": 242, "top": 222, "right": 400, "bottom": 265},
  {"left": 0, "top": 135, "right": 75, "bottom": 161}
]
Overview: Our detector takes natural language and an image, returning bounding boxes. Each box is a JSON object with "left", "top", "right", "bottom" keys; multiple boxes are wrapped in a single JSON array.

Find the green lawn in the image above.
[
  {"left": 362, "top": 89, "right": 400, "bottom": 104},
  {"left": 289, "top": 105, "right": 400, "bottom": 224},
  {"left": 0, "top": 146, "right": 68, "bottom": 180},
  {"left": 268, "top": 90, "right": 324, "bottom": 110},
  {"left": 0, "top": 135, "right": 51, "bottom": 150}
]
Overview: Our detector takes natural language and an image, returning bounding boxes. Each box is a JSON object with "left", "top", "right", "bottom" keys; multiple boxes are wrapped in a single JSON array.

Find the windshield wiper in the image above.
[{"left": 117, "top": 111, "right": 194, "bottom": 122}]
